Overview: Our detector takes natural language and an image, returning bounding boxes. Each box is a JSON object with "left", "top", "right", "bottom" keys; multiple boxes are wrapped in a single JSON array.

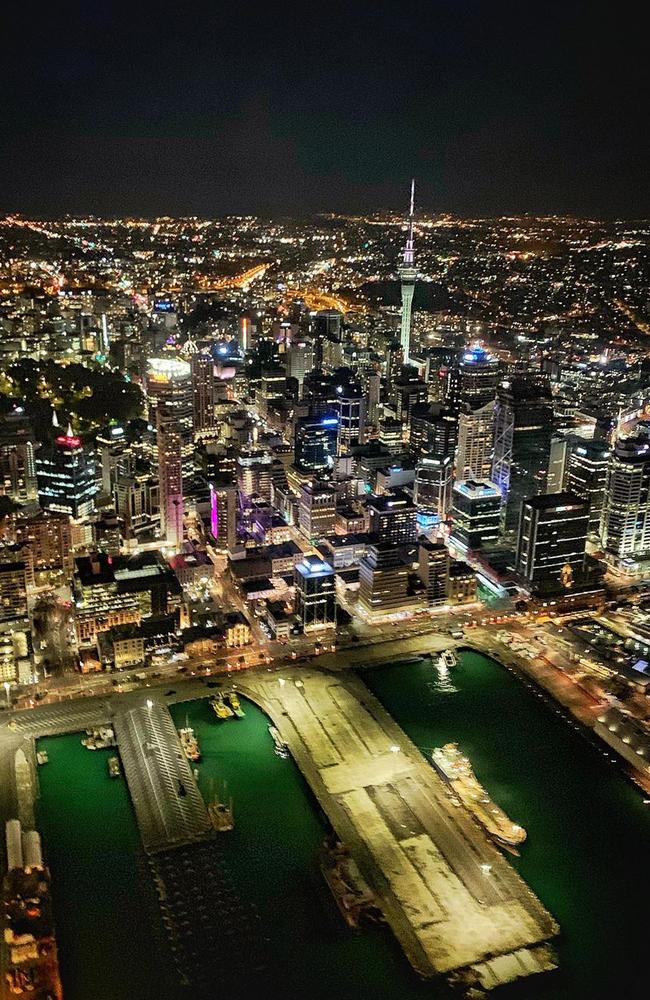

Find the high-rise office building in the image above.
[
  {"left": 516, "top": 493, "right": 589, "bottom": 590},
  {"left": 36, "top": 431, "right": 97, "bottom": 521},
  {"left": 414, "top": 455, "right": 454, "bottom": 523},
  {"left": 0, "top": 560, "right": 28, "bottom": 624},
  {"left": 146, "top": 358, "right": 194, "bottom": 480},
  {"left": 446, "top": 345, "right": 500, "bottom": 411},
  {"left": 294, "top": 415, "right": 338, "bottom": 472},
  {"left": 285, "top": 338, "right": 315, "bottom": 395},
  {"left": 456, "top": 403, "right": 494, "bottom": 481},
  {"left": 336, "top": 382, "right": 366, "bottom": 451},
  {"left": 209, "top": 482, "right": 237, "bottom": 552},
  {"left": 600, "top": 427, "right": 650, "bottom": 560},
  {"left": 298, "top": 482, "right": 337, "bottom": 540},
  {"left": 566, "top": 439, "right": 609, "bottom": 536},
  {"left": 417, "top": 540, "right": 450, "bottom": 606},
  {"left": 393, "top": 372, "right": 428, "bottom": 427},
  {"left": 491, "top": 376, "right": 554, "bottom": 533},
  {"left": 294, "top": 554, "right": 336, "bottom": 631},
  {"left": 399, "top": 181, "right": 417, "bottom": 364},
  {"left": 191, "top": 351, "right": 216, "bottom": 437},
  {"left": 366, "top": 489, "right": 417, "bottom": 546},
  {"left": 409, "top": 402, "right": 457, "bottom": 457},
  {"left": 157, "top": 399, "right": 184, "bottom": 549},
  {"left": 237, "top": 447, "right": 273, "bottom": 504},
  {"left": 15, "top": 510, "right": 74, "bottom": 588},
  {"left": 546, "top": 434, "right": 569, "bottom": 494},
  {"left": 358, "top": 543, "right": 411, "bottom": 618},
  {"left": 0, "top": 409, "right": 37, "bottom": 502},
  {"left": 450, "top": 479, "right": 502, "bottom": 551}
]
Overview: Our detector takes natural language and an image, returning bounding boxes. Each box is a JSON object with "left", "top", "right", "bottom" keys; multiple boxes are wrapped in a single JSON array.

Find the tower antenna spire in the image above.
[
  {"left": 403, "top": 179, "right": 415, "bottom": 267},
  {"left": 399, "top": 179, "right": 417, "bottom": 365}
]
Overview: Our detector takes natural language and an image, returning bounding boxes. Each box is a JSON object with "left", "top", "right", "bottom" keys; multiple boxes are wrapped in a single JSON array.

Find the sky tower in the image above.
[{"left": 399, "top": 179, "right": 417, "bottom": 364}]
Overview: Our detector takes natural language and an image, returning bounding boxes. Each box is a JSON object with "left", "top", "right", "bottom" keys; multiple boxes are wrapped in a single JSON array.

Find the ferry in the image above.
[
  {"left": 178, "top": 725, "right": 201, "bottom": 761},
  {"left": 81, "top": 726, "right": 116, "bottom": 750},
  {"left": 107, "top": 756, "right": 121, "bottom": 778},
  {"left": 268, "top": 725, "right": 290, "bottom": 758},
  {"left": 210, "top": 695, "right": 234, "bottom": 720},
  {"left": 430, "top": 742, "right": 526, "bottom": 851},
  {"left": 226, "top": 691, "right": 245, "bottom": 718},
  {"left": 437, "top": 649, "right": 458, "bottom": 670}
]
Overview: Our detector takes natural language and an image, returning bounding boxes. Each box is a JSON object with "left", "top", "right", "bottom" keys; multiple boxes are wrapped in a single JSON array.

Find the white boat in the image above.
[{"left": 437, "top": 649, "right": 458, "bottom": 670}]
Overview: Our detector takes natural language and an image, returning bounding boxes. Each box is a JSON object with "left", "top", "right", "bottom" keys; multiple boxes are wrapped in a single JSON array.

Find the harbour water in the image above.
[
  {"left": 33, "top": 650, "right": 650, "bottom": 999},
  {"left": 35, "top": 733, "right": 183, "bottom": 1000},
  {"left": 364, "top": 649, "right": 650, "bottom": 1000}
]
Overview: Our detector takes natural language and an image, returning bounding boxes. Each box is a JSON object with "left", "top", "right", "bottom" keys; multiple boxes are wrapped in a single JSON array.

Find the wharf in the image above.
[
  {"left": 113, "top": 703, "right": 211, "bottom": 854},
  {"left": 236, "top": 668, "right": 558, "bottom": 990}
]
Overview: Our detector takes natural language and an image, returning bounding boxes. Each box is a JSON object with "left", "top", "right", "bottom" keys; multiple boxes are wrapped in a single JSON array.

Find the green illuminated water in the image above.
[
  {"left": 35, "top": 652, "right": 650, "bottom": 999},
  {"left": 36, "top": 734, "right": 183, "bottom": 1000},
  {"left": 364, "top": 651, "right": 650, "bottom": 999},
  {"left": 168, "top": 697, "right": 445, "bottom": 1000}
]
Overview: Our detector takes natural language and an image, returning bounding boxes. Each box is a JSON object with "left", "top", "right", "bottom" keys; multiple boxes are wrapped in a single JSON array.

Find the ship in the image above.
[
  {"left": 210, "top": 695, "right": 234, "bottom": 720},
  {"left": 206, "top": 779, "right": 234, "bottom": 832},
  {"left": 268, "top": 725, "right": 289, "bottom": 758},
  {"left": 81, "top": 726, "right": 116, "bottom": 750},
  {"left": 437, "top": 649, "right": 458, "bottom": 670},
  {"left": 107, "top": 756, "right": 121, "bottom": 778},
  {"left": 226, "top": 691, "right": 245, "bottom": 718},
  {"left": 430, "top": 743, "right": 526, "bottom": 851},
  {"left": 319, "top": 836, "right": 382, "bottom": 928},
  {"left": 178, "top": 719, "right": 201, "bottom": 761}
]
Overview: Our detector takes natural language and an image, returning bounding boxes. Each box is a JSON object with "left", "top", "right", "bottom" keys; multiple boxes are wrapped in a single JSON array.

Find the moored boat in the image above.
[
  {"left": 226, "top": 691, "right": 245, "bottom": 718},
  {"left": 178, "top": 725, "right": 201, "bottom": 761},
  {"left": 430, "top": 742, "right": 526, "bottom": 850},
  {"left": 268, "top": 725, "right": 289, "bottom": 758},
  {"left": 107, "top": 756, "right": 121, "bottom": 778},
  {"left": 210, "top": 695, "right": 233, "bottom": 720}
]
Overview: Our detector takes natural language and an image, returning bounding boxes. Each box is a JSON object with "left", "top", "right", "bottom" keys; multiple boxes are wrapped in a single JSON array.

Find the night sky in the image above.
[{"left": 1, "top": 1, "right": 647, "bottom": 218}]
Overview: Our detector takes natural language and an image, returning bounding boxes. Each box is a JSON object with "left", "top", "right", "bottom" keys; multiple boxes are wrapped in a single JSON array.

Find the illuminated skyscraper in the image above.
[
  {"left": 191, "top": 351, "right": 216, "bottom": 437},
  {"left": 447, "top": 346, "right": 500, "bottom": 411},
  {"left": 600, "top": 426, "right": 650, "bottom": 560},
  {"left": 516, "top": 493, "right": 589, "bottom": 590},
  {"left": 36, "top": 430, "right": 97, "bottom": 521},
  {"left": 294, "top": 415, "right": 338, "bottom": 472},
  {"left": 450, "top": 479, "right": 502, "bottom": 551},
  {"left": 491, "top": 375, "right": 553, "bottom": 532},
  {"left": 157, "top": 400, "right": 184, "bottom": 549},
  {"left": 456, "top": 403, "right": 495, "bottom": 481},
  {"left": 399, "top": 180, "right": 417, "bottom": 364},
  {"left": 146, "top": 358, "right": 193, "bottom": 480}
]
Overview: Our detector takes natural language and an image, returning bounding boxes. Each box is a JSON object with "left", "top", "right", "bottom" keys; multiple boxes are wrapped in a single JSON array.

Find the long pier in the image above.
[
  {"left": 236, "top": 668, "right": 558, "bottom": 991},
  {"left": 113, "top": 703, "right": 211, "bottom": 853}
]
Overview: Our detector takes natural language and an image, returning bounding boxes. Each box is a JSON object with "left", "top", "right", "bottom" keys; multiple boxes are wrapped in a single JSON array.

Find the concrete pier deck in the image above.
[
  {"left": 113, "top": 703, "right": 211, "bottom": 853},
  {"left": 237, "top": 668, "right": 558, "bottom": 987}
]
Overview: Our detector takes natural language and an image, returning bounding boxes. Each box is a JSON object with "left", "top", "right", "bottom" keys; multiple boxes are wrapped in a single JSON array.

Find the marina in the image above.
[{"left": 1, "top": 650, "right": 649, "bottom": 998}]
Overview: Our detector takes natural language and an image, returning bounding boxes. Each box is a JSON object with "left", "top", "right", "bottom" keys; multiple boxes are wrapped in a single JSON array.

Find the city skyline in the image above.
[{"left": 2, "top": 4, "right": 650, "bottom": 1000}]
